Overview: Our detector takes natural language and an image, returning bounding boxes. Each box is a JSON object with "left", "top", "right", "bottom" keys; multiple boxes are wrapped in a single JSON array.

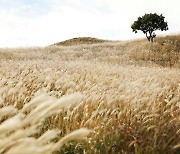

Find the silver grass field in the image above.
[{"left": 0, "top": 36, "right": 180, "bottom": 153}]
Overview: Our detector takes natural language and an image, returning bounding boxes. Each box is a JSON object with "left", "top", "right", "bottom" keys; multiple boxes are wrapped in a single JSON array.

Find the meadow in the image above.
[{"left": 0, "top": 35, "right": 180, "bottom": 153}]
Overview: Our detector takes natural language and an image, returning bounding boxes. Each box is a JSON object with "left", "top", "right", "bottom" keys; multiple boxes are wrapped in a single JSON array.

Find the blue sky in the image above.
[
  {"left": 0, "top": 0, "right": 50, "bottom": 17},
  {"left": 0, "top": 0, "right": 179, "bottom": 47}
]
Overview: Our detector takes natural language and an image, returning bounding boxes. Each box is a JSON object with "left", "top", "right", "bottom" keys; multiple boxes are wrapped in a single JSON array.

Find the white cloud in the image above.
[
  {"left": 100, "top": 0, "right": 180, "bottom": 33},
  {"left": 0, "top": 1, "right": 124, "bottom": 47},
  {"left": 0, "top": 0, "right": 179, "bottom": 47}
]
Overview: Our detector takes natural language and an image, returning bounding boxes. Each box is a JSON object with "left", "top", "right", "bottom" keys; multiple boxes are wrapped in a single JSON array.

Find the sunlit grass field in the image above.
[{"left": 0, "top": 35, "right": 180, "bottom": 153}]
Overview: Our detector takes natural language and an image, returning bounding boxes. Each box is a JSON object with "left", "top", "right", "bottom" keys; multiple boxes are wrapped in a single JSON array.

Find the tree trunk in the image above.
[
  {"left": 146, "top": 32, "right": 154, "bottom": 43},
  {"left": 149, "top": 31, "right": 153, "bottom": 43},
  {"left": 146, "top": 32, "right": 151, "bottom": 42}
]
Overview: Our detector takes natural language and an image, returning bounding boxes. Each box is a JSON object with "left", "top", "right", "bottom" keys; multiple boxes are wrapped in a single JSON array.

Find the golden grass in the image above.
[
  {"left": 0, "top": 93, "right": 92, "bottom": 154},
  {"left": 0, "top": 35, "right": 180, "bottom": 153}
]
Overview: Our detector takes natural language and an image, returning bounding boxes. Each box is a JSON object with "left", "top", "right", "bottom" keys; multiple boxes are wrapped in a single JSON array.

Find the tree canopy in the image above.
[{"left": 131, "top": 13, "right": 168, "bottom": 42}]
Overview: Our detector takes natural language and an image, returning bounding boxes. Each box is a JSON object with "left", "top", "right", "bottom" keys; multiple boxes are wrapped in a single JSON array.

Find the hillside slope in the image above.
[
  {"left": 53, "top": 37, "right": 110, "bottom": 46},
  {"left": 0, "top": 34, "right": 180, "bottom": 154},
  {"left": 51, "top": 34, "right": 180, "bottom": 67}
]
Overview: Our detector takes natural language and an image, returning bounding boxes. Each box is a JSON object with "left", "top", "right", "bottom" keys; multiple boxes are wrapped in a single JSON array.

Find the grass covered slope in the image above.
[
  {"left": 53, "top": 37, "right": 109, "bottom": 46},
  {"left": 0, "top": 35, "right": 180, "bottom": 153}
]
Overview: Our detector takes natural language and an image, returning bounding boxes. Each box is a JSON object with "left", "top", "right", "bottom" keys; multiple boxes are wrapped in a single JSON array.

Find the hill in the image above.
[
  {"left": 0, "top": 34, "right": 180, "bottom": 153},
  {"left": 53, "top": 37, "right": 109, "bottom": 46}
]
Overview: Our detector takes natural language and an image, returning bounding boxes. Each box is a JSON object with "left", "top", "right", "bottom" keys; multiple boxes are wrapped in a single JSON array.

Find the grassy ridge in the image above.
[
  {"left": 0, "top": 35, "right": 180, "bottom": 153},
  {"left": 53, "top": 37, "right": 109, "bottom": 46}
]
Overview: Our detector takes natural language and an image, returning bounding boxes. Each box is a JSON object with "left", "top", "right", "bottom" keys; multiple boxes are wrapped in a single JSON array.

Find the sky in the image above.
[{"left": 0, "top": 0, "right": 179, "bottom": 47}]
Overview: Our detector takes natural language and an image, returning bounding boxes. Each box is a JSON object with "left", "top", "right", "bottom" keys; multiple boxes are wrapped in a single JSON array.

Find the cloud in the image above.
[
  {"left": 0, "top": 0, "right": 179, "bottom": 47},
  {"left": 100, "top": 0, "right": 180, "bottom": 32},
  {"left": 0, "top": 0, "right": 126, "bottom": 47}
]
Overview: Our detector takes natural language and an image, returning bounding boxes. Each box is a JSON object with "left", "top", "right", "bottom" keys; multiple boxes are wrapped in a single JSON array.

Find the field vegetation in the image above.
[{"left": 0, "top": 35, "right": 180, "bottom": 153}]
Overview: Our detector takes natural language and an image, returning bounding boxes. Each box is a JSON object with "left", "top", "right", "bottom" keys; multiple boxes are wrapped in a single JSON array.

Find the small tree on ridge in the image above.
[{"left": 131, "top": 13, "right": 168, "bottom": 42}]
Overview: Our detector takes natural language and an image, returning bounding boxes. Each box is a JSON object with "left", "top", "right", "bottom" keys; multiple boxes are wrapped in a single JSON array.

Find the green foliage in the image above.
[
  {"left": 55, "top": 141, "right": 87, "bottom": 154},
  {"left": 131, "top": 13, "right": 168, "bottom": 42}
]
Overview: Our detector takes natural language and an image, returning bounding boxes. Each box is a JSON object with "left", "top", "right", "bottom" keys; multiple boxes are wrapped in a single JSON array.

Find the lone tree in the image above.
[{"left": 131, "top": 13, "right": 168, "bottom": 42}]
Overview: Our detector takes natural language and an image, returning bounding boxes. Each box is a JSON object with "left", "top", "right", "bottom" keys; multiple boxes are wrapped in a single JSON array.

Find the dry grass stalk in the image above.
[{"left": 0, "top": 35, "right": 180, "bottom": 153}]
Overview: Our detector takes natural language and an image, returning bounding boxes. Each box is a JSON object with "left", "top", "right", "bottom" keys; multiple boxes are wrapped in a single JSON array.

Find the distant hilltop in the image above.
[{"left": 53, "top": 37, "right": 110, "bottom": 46}]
